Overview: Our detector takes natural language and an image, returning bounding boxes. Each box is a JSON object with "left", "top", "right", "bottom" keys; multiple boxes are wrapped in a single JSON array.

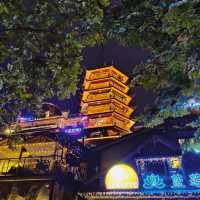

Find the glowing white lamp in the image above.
[{"left": 105, "top": 164, "right": 139, "bottom": 190}]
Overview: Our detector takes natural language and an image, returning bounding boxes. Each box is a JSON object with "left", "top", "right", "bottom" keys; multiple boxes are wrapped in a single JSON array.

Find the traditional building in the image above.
[
  {"left": 81, "top": 66, "right": 135, "bottom": 140},
  {"left": 0, "top": 115, "right": 86, "bottom": 200},
  {"left": 82, "top": 114, "right": 200, "bottom": 199},
  {"left": 1, "top": 66, "right": 200, "bottom": 199}
]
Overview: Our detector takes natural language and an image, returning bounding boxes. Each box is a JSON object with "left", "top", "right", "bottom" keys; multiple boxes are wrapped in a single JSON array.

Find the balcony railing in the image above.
[
  {"left": 0, "top": 156, "right": 58, "bottom": 177},
  {"left": 0, "top": 156, "right": 88, "bottom": 187}
]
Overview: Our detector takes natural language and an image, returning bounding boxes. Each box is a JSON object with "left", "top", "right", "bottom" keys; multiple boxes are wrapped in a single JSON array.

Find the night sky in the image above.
[{"left": 49, "top": 40, "right": 155, "bottom": 117}]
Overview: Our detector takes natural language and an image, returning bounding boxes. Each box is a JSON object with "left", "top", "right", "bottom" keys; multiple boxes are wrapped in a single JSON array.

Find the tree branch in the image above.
[{"left": 1, "top": 27, "right": 51, "bottom": 33}]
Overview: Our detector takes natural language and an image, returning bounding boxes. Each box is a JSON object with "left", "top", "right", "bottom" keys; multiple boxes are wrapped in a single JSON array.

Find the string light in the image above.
[{"left": 83, "top": 189, "right": 200, "bottom": 199}]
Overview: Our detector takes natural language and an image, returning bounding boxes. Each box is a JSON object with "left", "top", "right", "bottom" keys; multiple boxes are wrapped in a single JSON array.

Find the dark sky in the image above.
[{"left": 50, "top": 40, "right": 155, "bottom": 116}]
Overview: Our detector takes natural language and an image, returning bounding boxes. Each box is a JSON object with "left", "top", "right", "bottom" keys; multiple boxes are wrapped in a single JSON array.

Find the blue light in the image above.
[
  {"left": 143, "top": 174, "right": 166, "bottom": 189},
  {"left": 18, "top": 116, "right": 35, "bottom": 122},
  {"left": 62, "top": 126, "right": 83, "bottom": 139},
  {"left": 189, "top": 173, "right": 200, "bottom": 188},
  {"left": 171, "top": 174, "right": 185, "bottom": 188},
  {"left": 64, "top": 127, "right": 82, "bottom": 134},
  {"left": 184, "top": 99, "right": 200, "bottom": 110},
  {"left": 169, "top": 0, "right": 189, "bottom": 9}
]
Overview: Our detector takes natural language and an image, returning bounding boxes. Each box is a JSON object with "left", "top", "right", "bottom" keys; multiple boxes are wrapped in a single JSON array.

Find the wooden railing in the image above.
[
  {"left": 9, "top": 116, "right": 86, "bottom": 133},
  {"left": 0, "top": 156, "right": 88, "bottom": 184},
  {"left": 0, "top": 156, "right": 58, "bottom": 176}
]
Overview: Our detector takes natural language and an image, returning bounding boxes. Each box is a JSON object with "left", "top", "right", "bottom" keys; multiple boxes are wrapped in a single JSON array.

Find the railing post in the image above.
[
  {"left": 23, "top": 157, "right": 26, "bottom": 169},
  {"left": 2, "top": 159, "right": 6, "bottom": 174},
  {"left": 5, "top": 159, "right": 10, "bottom": 176},
  {"left": 49, "top": 180, "right": 55, "bottom": 200}
]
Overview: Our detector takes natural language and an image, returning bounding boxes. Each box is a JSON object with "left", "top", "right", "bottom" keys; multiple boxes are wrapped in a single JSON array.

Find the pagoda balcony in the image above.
[
  {"left": 82, "top": 87, "right": 132, "bottom": 105},
  {"left": 8, "top": 115, "right": 86, "bottom": 134},
  {"left": 83, "top": 77, "right": 129, "bottom": 93},
  {"left": 81, "top": 99, "right": 134, "bottom": 117},
  {"left": 85, "top": 112, "right": 135, "bottom": 133}
]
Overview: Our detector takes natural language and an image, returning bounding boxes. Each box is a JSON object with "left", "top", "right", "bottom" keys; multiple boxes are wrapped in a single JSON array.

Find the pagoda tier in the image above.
[
  {"left": 84, "top": 66, "right": 128, "bottom": 83},
  {"left": 81, "top": 99, "right": 134, "bottom": 118},
  {"left": 85, "top": 112, "right": 135, "bottom": 133},
  {"left": 83, "top": 77, "right": 129, "bottom": 93},
  {"left": 82, "top": 87, "right": 132, "bottom": 105}
]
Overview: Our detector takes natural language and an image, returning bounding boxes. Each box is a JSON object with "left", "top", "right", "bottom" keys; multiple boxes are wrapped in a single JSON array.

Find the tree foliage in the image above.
[
  {"left": 104, "top": 0, "right": 200, "bottom": 151},
  {"left": 0, "top": 0, "right": 108, "bottom": 125},
  {"left": 104, "top": 0, "right": 200, "bottom": 124}
]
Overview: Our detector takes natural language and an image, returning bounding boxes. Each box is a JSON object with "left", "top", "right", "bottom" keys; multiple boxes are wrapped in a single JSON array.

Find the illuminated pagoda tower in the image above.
[{"left": 81, "top": 66, "right": 135, "bottom": 140}]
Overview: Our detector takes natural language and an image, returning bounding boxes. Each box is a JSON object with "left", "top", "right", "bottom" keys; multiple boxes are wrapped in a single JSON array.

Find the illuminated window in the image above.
[{"left": 171, "top": 157, "right": 181, "bottom": 169}]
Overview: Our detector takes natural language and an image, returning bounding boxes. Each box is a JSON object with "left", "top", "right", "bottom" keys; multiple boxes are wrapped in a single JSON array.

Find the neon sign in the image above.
[
  {"left": 189, "top": 173, "right": 200, "bottom": 188},
  {"left": 171, "top": 174, "right": 185, "bottom": 188},
  {"left": 63, "top": 126, "right": 83, "bottom": 138},
  {"left": 143, "top": 174, "right": 165, "bottom": 189},
  {"left": 65, "top": 127, "right": 82, "bottom": 134}
]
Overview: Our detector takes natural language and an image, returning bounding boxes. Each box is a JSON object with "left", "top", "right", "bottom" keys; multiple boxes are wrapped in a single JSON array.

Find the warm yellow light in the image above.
[
  {"left": 4, "top": 128, "right": 15, "bottom": 135},
  {"left": 105, "top": 164, "right": 139, "bottom": 190},
  {"left": 171, "top": 157, "right": 181, "bottom": 169}
]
